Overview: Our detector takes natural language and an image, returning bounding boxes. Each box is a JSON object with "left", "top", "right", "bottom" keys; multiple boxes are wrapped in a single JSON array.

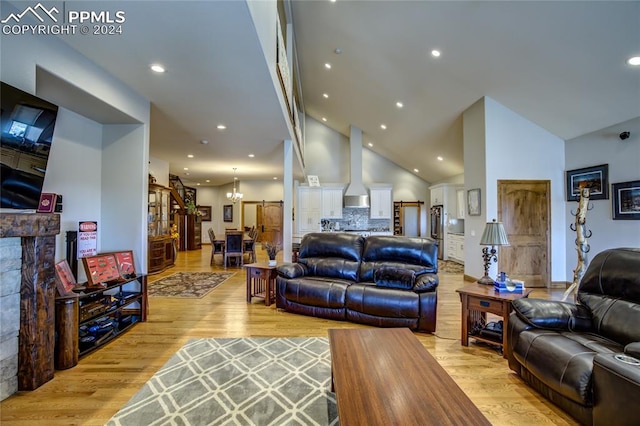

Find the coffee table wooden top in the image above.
[
  {"left": 328, "top": 328, "right": 490, "bottom": 425},
  {"left": 456, "top": 282, "right": 533, "bottom": 301}
]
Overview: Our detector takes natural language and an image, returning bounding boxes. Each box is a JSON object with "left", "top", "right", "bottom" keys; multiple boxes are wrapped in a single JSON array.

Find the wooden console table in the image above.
[
  {"left": 244, "top": 262, "right": 277, "bottom": 306},
  {"left": 328, "top": 328, "right": 490, "bottom": 425},
  {"left": 456, "top": 282, "right": 532, "bottom": 358}
]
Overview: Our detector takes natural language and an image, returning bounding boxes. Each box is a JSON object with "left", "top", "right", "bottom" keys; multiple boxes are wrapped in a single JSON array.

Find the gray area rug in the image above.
[
  {"left": 106, "top": 337, "right": 339, "bottom": 426},
  {"left": 148, "top": 272, "right": 235, "bottom": 298}
]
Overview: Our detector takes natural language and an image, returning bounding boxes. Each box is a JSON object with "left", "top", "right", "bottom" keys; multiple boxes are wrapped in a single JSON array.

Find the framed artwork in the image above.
[
  {"left": 612, "top": 180, "right": 640, "bottom": 220},
  {"left": 82, "top": 254, "right": 121, "bottom": 287},
  {"left": 100, "top": 250, "right": 136, "bottom": 278},
  {"left": 223, "top": 205, "right": 233, "bottom": 222},
  {"left": 566, "top": 164, "right": 609, "bottom": 201},
  {"left": 197, "top": 205, "right": 212, "bottom": 221},
  {"left": 54, "top": 260, "right": 77, "bottom": 296},
  {"left": 467, "top": 188, "right": 481, "bottom": 216}
]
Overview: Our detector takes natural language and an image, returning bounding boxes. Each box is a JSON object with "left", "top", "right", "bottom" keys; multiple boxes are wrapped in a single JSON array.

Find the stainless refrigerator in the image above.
[{"left": 430, "top": 205, "right": 444, "bottom": 260}]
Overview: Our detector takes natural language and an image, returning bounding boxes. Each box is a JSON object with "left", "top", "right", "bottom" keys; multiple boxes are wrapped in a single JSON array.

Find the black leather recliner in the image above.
[
  {"left": 506, "top": 248, "right": 640, "bottom": 425},
  {"left": 276, "top": 233, "right": 439, "bottom": 332}
]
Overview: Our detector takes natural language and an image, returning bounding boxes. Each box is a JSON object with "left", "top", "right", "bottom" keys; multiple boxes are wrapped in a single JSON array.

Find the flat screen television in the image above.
[{"left": 1, "top": 81, "right": 59, "bottom": 209}]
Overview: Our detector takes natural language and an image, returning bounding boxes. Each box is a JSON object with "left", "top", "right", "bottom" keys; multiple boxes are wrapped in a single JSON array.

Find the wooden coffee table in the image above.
[
  {"left": 456, "top": 282, "right": 533, "bottom": 358},
  {"left": 328, "top": 328, "right": 490, "bottom": 425}
]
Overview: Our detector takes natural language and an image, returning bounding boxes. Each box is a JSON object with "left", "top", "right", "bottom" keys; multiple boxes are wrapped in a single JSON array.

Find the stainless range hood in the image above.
[{"left": 344, "top": 125, "right": 370, "bottom": 208}]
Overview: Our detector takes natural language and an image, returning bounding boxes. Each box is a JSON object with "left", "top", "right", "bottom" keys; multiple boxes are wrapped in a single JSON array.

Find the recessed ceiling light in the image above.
[
  {"left": 322, "top": 117, "right": 327, "bottom": 122},
  {"left": 329, "top": 0, "right": 336, "bottom": 3},
  {"left": 368, "top": 142, "right": 373, "bottom": 147},
  {"left": 217, "top": 124, "right": 226, "bottom": 130},
  {"left": 205, "top": 179, "right": 210, "bottom": 183},
  {"left": 431, "top": 50, "right": 441, "bottom": 57},
  {"left": 183, "top": 167, "right": 189, "bottom": 171},
  {"left": 196, "top": 183, "right": 201, "bottom": 186},
  {"left": 323, "top": 93, "right": 329, "bottom": 99},
  {"left": 628, "top": 56, "right": 640, "bottom": 66},
  {"left": 413, "top": 168, "right": 419, "bottom": 173},
  {"left": 200, "top": 139, "right": 209, "bottom": 144},
  {"left": 396, "top": 102, "right": 403, "bottom": 108},
  {"left": 273, "top": 177, "right": 278, "bottom": 180},
  {"left": 248, "top": 154, "right": 255, "bottom": 158},
  {"left": 380, "top": 124, "right": 387, "bottom": 130},
  {"left": 187, "top": 154, "right": 194, "bottom": 158},
  {"left": 185, "top": 172, "right": 190, "bottom": 176},
  {"left": 324, "top": 63, "right": 332, "bottom": 69},
  {"left": 150, "top": 64, "right": 165, "bottom": 73},
  {"left": 437, "top": 156, "right": 443, "bottom": 161},
  {"left": 334, "top": 48, "right": 342, "bottom": 54}
]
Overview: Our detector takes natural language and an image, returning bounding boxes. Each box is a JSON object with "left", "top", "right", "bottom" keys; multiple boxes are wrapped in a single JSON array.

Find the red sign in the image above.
[{"left": 79, "top": 222, "right": 97, "bottom": 232}]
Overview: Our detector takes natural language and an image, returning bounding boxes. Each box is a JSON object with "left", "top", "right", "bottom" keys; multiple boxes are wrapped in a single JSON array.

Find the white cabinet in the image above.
[
  {"left": 322, "top": 187, "right": 343, "bottom": 219},
  {"left": 370, "top": 187, "right": 392, "bottom": 219},
  {"left": 457, "top": 189, "right": 466, "bottom": 219},
  {"left": 430, "top": 186, "right": 444, "bottom": 206},
  {"left": 298, "top": 187, "right": 322, "bottom": 233},
  {"left": 447, "top": 234, "right": 464, "bottom": 264}
]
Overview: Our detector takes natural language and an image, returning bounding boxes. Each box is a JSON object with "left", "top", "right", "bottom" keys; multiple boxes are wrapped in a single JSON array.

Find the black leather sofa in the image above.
[
  {"left": 275, "top": 233, "right": 439, "bottom": 332},
  {"left": 506, "top": 248, "right": 640, "bottom": 425}
]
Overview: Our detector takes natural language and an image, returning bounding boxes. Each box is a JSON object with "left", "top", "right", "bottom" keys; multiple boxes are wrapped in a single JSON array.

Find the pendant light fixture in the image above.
[{"left": 226, "top": 168, "right": 243, "bottom": 204}]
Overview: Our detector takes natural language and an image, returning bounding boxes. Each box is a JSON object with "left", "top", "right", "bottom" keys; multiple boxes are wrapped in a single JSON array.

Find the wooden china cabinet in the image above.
[{"left": 148, "top": 183, "right": 175, "bottom": 274}]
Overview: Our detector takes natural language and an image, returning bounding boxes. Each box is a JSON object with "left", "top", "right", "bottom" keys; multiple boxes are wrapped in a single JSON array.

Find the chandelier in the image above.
[{"left": 226, "top": 168, "right": 243, "bottom": 204}]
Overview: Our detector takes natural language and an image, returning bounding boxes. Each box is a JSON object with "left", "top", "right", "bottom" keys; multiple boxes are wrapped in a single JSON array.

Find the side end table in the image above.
[
  {"left": 456, "top": 282, "right": 532, "bottom": 358},
  {"left": 244, "top": 262, "right": 278, "bottom": 306}
]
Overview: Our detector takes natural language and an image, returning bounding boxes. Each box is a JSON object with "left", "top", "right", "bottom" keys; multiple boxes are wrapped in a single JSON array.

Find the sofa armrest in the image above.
[
  {"left": 511, "top": 298, "right": 592, "bottom": 331},
  {"left": 593, "top": 352, "right": 640, "bottom": 426},
  {"left": 276, "top": 263, "right": 308, "bottom": 279},
  {"left": 625, "top": 342, "right": 640, "bottom": 359},
  {"left": 413, "top": 273, "right": 438, "bottom": 293}
]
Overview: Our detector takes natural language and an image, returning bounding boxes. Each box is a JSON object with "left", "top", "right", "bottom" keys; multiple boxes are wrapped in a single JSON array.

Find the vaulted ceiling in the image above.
[{"left": 54, "top": 1, "right": 639, "bottom": 186}]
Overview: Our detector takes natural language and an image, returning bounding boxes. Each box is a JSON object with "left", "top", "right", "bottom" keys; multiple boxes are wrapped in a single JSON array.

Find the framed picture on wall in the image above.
[
  {"left": 223, "top": 205, "right": 233, "bottom": 222},
  {"left": 197, "top": 205, "right": 212, "bottom": 221},
  {"left": 467, "top": 188, "right": 481, "bottom": 216},
  {"left": 612, "top": 180, "right": 640, "bottom": 220},
  {"left": 565, "top": 164, "right": 609, "bottom": 201}
]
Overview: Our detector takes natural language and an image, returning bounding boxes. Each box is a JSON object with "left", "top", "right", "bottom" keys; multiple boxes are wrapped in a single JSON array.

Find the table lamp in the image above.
[{"left": 478, "top": 219, "right": 509, "bottom": 285}]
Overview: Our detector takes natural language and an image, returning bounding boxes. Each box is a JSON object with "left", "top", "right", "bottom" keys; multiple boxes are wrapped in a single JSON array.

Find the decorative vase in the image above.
[{"left": 268, "top": 259, "right": 277, "bottom": 267}]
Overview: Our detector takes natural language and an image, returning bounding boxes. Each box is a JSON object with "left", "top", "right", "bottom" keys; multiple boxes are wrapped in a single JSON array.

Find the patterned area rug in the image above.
[
  {"left": 106, "top": 337, "right": 339, "bottom": 426},
  {"left": 438, "top": 260, "right": 464, "bottom": 274},
  {"left": 148, "top": 272, "right": 235, "bottom": 298}
]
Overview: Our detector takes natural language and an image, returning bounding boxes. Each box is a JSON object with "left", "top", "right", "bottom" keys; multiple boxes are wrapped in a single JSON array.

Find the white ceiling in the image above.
[{"left": 55, "top": 1, "right": 639, "bottom": 186}]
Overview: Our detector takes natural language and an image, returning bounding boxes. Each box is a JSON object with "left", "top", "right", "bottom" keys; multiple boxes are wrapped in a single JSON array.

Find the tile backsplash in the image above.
[{"left": 321, "top": 208, "right": 390, "bottom": 231}]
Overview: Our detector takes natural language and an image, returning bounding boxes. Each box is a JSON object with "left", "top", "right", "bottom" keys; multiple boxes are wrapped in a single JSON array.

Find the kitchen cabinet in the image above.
[
  {"left": 322, "top": 187, "right": 343, "bottom": 219},
  {"left": 457, "top": 189, "right": 466, "bottom": 219},
  {"left": 447, "top": 234, "right": 464, "bottom": 264},
  {"left": 430, "top": 186, "right": 444, "bottom": 206},
  {"left": 370, "top": 187, "right": 392, "bottom": 219},
  {"left": 298, "top": 187, "right": 322, "bottom": 233}
]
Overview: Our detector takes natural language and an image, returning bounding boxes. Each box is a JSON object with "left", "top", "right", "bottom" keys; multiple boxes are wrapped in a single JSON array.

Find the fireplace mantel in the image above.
[{"left": 0, "top": 212, "right": 60, "bottom": 392}]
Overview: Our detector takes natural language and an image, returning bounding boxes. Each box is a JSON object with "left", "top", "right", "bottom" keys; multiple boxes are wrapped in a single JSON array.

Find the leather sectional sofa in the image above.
[
  {"left": 275, "top": 232, "right": 439, "bottom": 332},
  {"left": 507, "top": 248, "right": 640, "bottom": 425}
]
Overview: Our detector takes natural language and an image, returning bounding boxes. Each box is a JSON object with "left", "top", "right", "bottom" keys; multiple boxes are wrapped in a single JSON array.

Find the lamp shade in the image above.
[{"left": 480, "top": 220, "right": 509, "bottom": 246}]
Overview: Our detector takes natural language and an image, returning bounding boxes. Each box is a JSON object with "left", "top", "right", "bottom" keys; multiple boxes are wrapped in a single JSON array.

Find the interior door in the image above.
[
  {"left": 497, "top": 180, "right": 550, "bottom": 288},
  {"left": 404, "top": 206, "right": 420, "bottom": 237},
  {"left": 257, "top": 202, "right": 283, "bottom": 246}
]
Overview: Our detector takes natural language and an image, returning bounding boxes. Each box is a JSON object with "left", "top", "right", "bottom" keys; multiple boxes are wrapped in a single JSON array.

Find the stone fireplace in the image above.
[{"left": 0, "top": 213, "right": 60, "bottom": 401}]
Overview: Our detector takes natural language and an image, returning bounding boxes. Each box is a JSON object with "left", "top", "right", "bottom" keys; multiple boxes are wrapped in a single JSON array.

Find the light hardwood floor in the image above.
[{"left": 0, "top": 246, "right": 578, "bottom": 425}]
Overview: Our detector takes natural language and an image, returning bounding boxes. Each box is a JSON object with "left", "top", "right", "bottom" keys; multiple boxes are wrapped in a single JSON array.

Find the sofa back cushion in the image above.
[
  {"left": 298, "top": 233, "right": 364, "bottom": 281},
  {"left": 359, "top": 236, "right": 438, "bottom": 282},
  {"left": 578, "top": 248, "right": 640, "bottom": 345}
]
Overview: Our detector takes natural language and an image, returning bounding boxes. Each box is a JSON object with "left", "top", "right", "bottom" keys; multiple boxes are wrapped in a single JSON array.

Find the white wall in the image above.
[
  {"left": 463, "top": 97, "right": 566, "bottom": 284},
  {"left": 564, "top": 116, "right": 640, "bottom": 278},
  {"left": 484, "top": 97, "right": 566, "bottom": 283},
  {"left": 1, "top": 25, "right": 150, "bottom": 276},
  {"left": 149, "top": 157, "right": 170, "bottom": 187}
]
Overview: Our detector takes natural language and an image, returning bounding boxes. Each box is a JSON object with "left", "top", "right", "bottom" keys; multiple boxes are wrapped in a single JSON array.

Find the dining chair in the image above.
[
  {"left": 224, "top": 230, "right": 244, "bottom": 268},
  {"left": 243, "top": 228, "right": 258, "bottom": 263},
  {"left": 208, "top": 228, "right": 225, "bottom": 265}
]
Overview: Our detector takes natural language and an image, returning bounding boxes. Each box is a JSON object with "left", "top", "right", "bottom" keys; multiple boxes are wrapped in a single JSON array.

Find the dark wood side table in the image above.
[
  {"left": 244, "top": 262, "right": 278, "bottom": 306},
  {"left": 456, "top": 282, "right": 532, "bottom": 358}
]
